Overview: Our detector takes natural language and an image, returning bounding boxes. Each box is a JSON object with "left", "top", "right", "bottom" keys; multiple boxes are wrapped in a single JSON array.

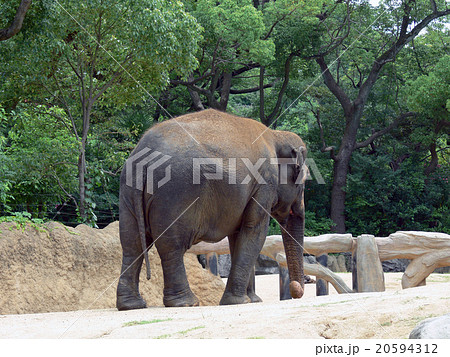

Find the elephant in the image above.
[{"left": 116, "top": 109, "right": 308, "bottom": 310}]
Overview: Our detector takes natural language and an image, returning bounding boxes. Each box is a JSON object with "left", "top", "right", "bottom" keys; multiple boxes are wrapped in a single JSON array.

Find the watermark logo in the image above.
[
  {"left": 126, "top": 148, "right": 171, "bottom": 194},
  {"left": 126, "top": 148, "right": 325, "bottom": 192},
  {"left": 193, "top": 157, "right": 324, "bottom": 185}
]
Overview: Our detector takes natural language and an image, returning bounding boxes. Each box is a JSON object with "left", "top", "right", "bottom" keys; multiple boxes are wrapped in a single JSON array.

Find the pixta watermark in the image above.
[{"left": 126, "top": 148, "right": 325, "bottom": 193}]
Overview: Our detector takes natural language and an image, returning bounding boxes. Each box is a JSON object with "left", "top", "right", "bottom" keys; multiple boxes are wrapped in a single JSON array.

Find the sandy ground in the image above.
[
  {"left": 1, "top": 273, "right": 449, "bottom": 339},
  {"left": 0, "top": 222, "right": 226, "bottom": 314}
]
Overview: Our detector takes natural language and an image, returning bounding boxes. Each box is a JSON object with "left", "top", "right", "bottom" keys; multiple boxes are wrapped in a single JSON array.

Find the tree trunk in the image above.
[
  {"left": 78, "top": 106, "right": 91, "bottom": 222},
  {"left": 218, "top": 71, "right": 232, "bottom": 111},
  {"left": 330, "top": 109, "right": 360, "bottom": 233},
  {"left": 424, "top": 142, "right": 438, "bottom": 176},
  {"left": 186, "top": 73, "right": 205, "bottom": 111},
  {"left": 330, "top": 158, "right": 348, "bottom": 233},
  {"left": 78, "top": 149, "right": 86, "bottom": 221},
  {"left": 188, "top": 86, "right": 205, "bottom": 111}
]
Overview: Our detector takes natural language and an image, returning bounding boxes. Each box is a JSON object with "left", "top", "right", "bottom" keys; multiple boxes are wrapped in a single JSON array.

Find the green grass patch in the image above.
[
  {"left": 63, "top": 226, "right": 79, "bottom": 235},
  {"left": 155, "top": 334, "right": 172, "bottom": 339},
  {"left": 403, "top": 314, "right": 438, "bottom": 327},
  {"left": 177, "top": 325, "right": 206, "bottom": 335},
  {"left": 154, "top": 325, "right": 206, "bottom": 339},
  {"left": 123, "top": 318, "right": 173, "bottom": 327}
]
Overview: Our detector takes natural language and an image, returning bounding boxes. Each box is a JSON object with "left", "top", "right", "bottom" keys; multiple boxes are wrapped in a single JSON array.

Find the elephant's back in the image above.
[{"left": 140, "top": 109, "right": 274, "bottom": 158}]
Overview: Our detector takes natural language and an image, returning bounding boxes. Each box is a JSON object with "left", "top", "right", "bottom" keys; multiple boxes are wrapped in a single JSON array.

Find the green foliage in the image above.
[
  {"left": 0, "top": 211, "right": 47, "bottom": 232},
  {"left": 268, "top": 218, "right": 281, "bottom": 236},
  {"left": 264, "top": 0, "right": 323, "bottom": 59},
  {"left": 194, "top": 0, "right": 275, "bottom": 68},
  {"left": 305, "top": 211, "right": 334, "bottom": 237},
  {"left": 345, "top": 152, "right": 449, "bottom": 236},
  {"left": 0, "top": 107, "right": 12, "bottom": 210},
  {"left": 406, "top": 54, "right": 450, "bottom": 146},
  {"left": 1, "top": 104, "right": 78, "bottom": 217},
  {"left": 2, "top": 0, "right": 202, "bottom": 104}
]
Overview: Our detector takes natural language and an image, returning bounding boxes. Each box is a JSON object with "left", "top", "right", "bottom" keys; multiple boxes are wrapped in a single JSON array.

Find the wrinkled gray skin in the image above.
[{"left": 117, "top": 109, "right": 307, "bottom": 310}]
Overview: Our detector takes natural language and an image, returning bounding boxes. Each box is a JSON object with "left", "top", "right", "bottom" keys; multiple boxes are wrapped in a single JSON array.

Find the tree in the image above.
[
  {"left": 0, "top": 106, "right": 12, "bottom": 210},
  {"left": 171, "top": 0, "right": 324, "bottom": 121},
  {"left": 1, "top": 104, "right": 79, "bottom": 217},
  {"left": 0, "top": 0, "right": 32, "bottom": 41},
  {"left": 1, "top": 0, "right": 201, "bottom": 222},
  {"left": 309, "top": 0, "right": 450, "bottom": 232},
  {"left": 406, "top": 54, "right": 450, "bottom": 175},
  {"left": 171, "top": 0, "right": 274, "bottom": 112}
]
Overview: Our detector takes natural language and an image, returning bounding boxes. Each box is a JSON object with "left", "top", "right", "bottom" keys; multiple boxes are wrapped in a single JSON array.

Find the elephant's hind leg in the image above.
[
  {"left": 158, "top": 248, "right": 199, "bottom": 307},
  {"left": 117, "top": 254, "right": 147, "bottom": 310},
  {"left": 116, "top": 207, "right": 147, "bottom": 311}
]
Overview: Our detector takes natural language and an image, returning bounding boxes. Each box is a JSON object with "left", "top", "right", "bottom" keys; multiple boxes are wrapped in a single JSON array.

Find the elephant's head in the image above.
[{"left": 271, "top": 130, "right": 308, "bottom": 298}]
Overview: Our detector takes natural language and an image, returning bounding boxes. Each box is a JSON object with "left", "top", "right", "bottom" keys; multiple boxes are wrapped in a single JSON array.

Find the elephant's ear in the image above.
[
  {"left": 276, "top": 144, "right": 307, "bottom": 186},
  {"left": 294, "top": 146, "right": 309, "bottom": 186},
  {"left": 292, "top": 146, "right": 308, "bottom": 186}
]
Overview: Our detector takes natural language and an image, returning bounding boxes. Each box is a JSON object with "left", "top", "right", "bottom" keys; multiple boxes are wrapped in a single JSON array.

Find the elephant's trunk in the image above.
[{"left": 282, "top": 214, "right": 304, "bottom": 298}]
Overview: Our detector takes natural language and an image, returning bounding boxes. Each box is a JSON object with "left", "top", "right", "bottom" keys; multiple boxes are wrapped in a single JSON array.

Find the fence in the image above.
[{"left": 187, "top": 231, "right": 450, "bottom": 299}]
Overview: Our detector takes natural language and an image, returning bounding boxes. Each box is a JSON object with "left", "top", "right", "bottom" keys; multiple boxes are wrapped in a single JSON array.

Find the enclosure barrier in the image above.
[{"left": 187, "top": 231, "right": 450, "bottom": 299}]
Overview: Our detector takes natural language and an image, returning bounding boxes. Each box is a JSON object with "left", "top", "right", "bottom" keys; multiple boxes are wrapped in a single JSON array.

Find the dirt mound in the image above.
[{"left": 0, "top": 221, "right": 225, "bottom": 315}]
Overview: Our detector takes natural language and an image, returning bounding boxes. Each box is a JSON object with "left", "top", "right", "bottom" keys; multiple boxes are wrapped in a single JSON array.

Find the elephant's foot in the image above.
[
  {"left": 163, "top": 289, "right": 199, "bottom": 307},
  {"left": 247, "top": 292, "right": 263, "bottom": 303},
  {"left": 219, "top": 292, "right": 251, "bottom": 305},
  {"left": 116, "top": 294, "right": 147, "bottom": 311}
]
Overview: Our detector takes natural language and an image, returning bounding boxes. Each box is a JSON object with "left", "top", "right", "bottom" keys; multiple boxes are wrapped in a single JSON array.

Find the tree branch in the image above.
[
  {"left": 0, "top": 0, "right": 32, "bottom": 41},
  {"left": 43, "top": 77, "right": 79, "bottom": 141},
  {"left": 219, "top": 71, "right": 232, "bottom": 110},
  {"left": 170, "top": 71, "right": 214, "bottom": 86},
  {"left": 355, "top": 112, "right": 416, "bottom": 149},
  {"left": 229, "top": 82, "right": 274, "bottom": 94},
  {"left": 357, "top": 6, "right": 450, "bottom": 108},
  {"left": 263, "top": 5, "right": 299, "bottom": 40},
  {"left": 231, "top": 62, "right": 260, "bottom": 77},
  {"left": 424, "top": 142, "right": 438, "bottom": 175},
  {"left": 92, "top": 68, "right": 123, "bottom": 104},
  {"left": 50, "top": 172, "right": 78, "bottom": 210},
  {"left": 260, "top": 66, "right": 266, "bottom": 123},
  {"left": 264, "top": 53, "right": 294, "bottom": 125},
  {"left": 91, "top": 54, "right": 131, "bottom": 104},
  {"left": 311, "top": 101, "right": 336, "bottom": 160},
  {"left": 430, "top": 0, "right": 437, "bottom": 14},
  {"left": 316, "top": 56, "right": 353, "bottom": 117}
]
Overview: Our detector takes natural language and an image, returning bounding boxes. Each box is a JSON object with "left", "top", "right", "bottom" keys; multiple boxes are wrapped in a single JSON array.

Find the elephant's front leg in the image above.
[
  {"left": 247, "top": 266, "right": 262, "bottom": 303},
  {"left": 220, "top": 201, "right": 270, "bottom": 305}
]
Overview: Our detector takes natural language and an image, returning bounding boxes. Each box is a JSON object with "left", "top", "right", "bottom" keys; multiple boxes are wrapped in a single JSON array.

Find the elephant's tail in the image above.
[{"left": 136, "top": 191, "right": 151, "bottom": 280}]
